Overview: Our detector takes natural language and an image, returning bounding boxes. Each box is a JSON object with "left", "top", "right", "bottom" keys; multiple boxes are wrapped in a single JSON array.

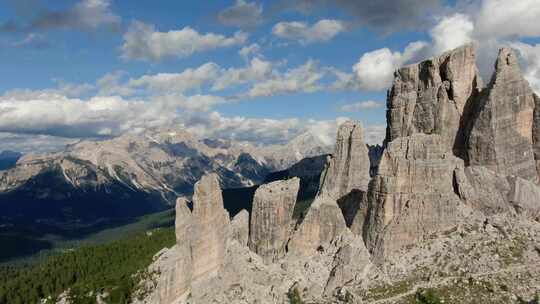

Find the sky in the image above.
[{"left": 0, "top": 0, "right": 539, "bottom": 153}]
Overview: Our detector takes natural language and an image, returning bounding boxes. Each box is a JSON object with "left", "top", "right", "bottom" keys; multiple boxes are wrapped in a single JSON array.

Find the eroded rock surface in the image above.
[
  {"left": 386, "top": 44, "right": 482, "bottom": 154},
  {"left": 467, "top": 48, "right": 539, "bottom": 181},
  {"left": 190, "top": 174, "right": 230, "bottom": 283},
  {"left": 289, "top": 195, "right": 347, "bottom": 256},
  {"left": 363, "top": 134, "right": 468, "bottom": 260},
  {"left": 249, "top": 178, "right": 300, "bottom": 263},
  {"left": 319, "top": 120, "right": 371, "bottom": 198},
  {"left": 230, "top": 209, "right": 249, "bottom": 246}
]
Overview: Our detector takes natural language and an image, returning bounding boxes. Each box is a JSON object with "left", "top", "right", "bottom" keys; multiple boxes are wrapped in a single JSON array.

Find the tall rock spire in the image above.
[
  {"left": 319, "top": 120, "right": 370, "bottom": 198},
  {"left": 190, "top": 173, "right": 230, "bottom": 283},
  {"left": 467, "top": 48, "right": 539, "bottom": 182}
]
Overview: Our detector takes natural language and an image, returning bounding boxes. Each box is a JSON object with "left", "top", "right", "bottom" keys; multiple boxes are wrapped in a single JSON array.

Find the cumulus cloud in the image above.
[
  {"left": 121, "top": 21, "right": 248, "bottom": 61},
  {"left": 245, "top": 59, "right": 325, "bottom": 97},
  {"left": 511, "top": 42, "right": 540, "bottom": 95},
  {"left": 97, "top": 71, "right": 135, "bottom": 96},
  {"left": 128, "top": 63, "right": 221, "bottom": 94},
  {"left": 0, "top": 92, "right": 174, "bottom": 138},
  {"left": 339, "top": 100, "right": 383, "bottom": 112},
  {"left": 1, "top": 0, "right": 121, "bottom": 32},
  {"left": 272, "top": 19, "right": 346, "bottom": 44},
  {"left": 212, "top": 57, "right": 273, "bottom": 91},
  {"left": 431, "top": 14, "right": 474, "bottom": 54},
  {"left": 218, "top": 0, "right": 263, "bottom": 28},
  {"left": 352, "top": 48, "right": 402, "bottom": 92},
  {"left": 475, "top": 0, "right": 540, "bottom": 39},
  {"left": 239, "top": 43, "right": 261, "bottom": 60}
]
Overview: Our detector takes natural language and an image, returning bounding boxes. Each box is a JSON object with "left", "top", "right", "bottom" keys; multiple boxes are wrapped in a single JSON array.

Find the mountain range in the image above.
[{"left": 0, "top": 128, "right": 332, "bottom": 239}]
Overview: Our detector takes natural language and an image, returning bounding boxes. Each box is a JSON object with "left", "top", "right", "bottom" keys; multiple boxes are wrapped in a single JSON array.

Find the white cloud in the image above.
[
  {"left": 0, "top": 92, "right": 174, "bottom": 138},
  {"left": 212, "top": 57, "right": 273, "bottom": 91},
  {"left": 218, "top": 0, "right": 263, "bottom": 28},
  {"left": 121, "top": 21, "right": 248, "bottom": 61},
  {"left": 339, "top": 100, "right": 383, "bottom": 112},
  {"left": 475, "top": 0, "right": 540, "bottom": 39},
  {"left": 511, "top": 42, "right": 540, "bottom": 95},
  {"left": 152, "top": 94, "right": 227, "bottom": 112},
  {"left": 239, "top": 43, "right": 261, "bottom": 60},
  {"left": 272, "top": 19, "right": 346, "bottom": 44},
  {"left": 97, "top": 71, "right": 135, "bottom": 96},
  {"left": 184, "top": 111, "right": 359, "bottom": 146},
  {"left": 245, "top": 59, "right": 324, "bottom": 97},
  {"left": 352, "top": 48, "right": 402, "bottom": 91},
  {"left": 431, "top": 14, "right": 474, "bottom": 54},
  {"left": 128, "top": 63, "right": 221, "bottom": 94},
  {"left": 364, "top": 124, "right": 386, "bottom": 145}
]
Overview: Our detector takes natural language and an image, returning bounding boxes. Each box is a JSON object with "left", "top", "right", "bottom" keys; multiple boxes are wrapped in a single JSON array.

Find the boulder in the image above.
[{"left": 249, "top": 178, "right": 300, "bottom": 263}]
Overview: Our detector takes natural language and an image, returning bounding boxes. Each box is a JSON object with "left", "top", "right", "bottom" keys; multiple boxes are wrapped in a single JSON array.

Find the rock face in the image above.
[
  {"left": 386, "top": 44, "right": 482, "bottom": 154},
  {"left": 155, "top": 199, "right": 193, "bottom": 303},
  {"left": 137, "top": 45, "right": 540, "bottom": 304},
  {"left": 363, "top": 134, "right": 467, "bottom": 260},
  {"left": 318, "top": 121, "right": 371, "bottom": 230},
  {"left": 319, "top": 121, "right": 370, "bottom": 198},
  {"left": 455, "top": 165, "right": 540, "bottom": 219},
  {"left": 289, "top": 195, "right": 347, "bottom": 256},
  {"left": 249, "top": 178, "right": 300, "bottom": 263},
  {"left": 190, "top": 174, "right": 230, "bottom": 283},
  {"left": 230, "top": 209, "right": 249, "bottom": 246},
  {"left": 467, "top": 48, "right": 539, "bottom": 182}
]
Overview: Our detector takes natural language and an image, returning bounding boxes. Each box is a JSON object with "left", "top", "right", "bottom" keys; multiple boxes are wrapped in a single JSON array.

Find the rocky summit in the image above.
[{"left": 135, "top": 45, "right": 540, "bottom": 304}]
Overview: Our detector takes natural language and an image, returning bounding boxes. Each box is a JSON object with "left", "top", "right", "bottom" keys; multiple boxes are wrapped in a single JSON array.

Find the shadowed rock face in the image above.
[
  {"left": 386, "top": 44, "right": 482, "bottom": 155},
  {"left": 249, "top": 178, "right": 300, "bottom": 264},
  {"left": 190, "top": 174, "right": 230, "bottom": 283},
  {"left": 467, "top": 48, "right": 539, "bottom": 182}
]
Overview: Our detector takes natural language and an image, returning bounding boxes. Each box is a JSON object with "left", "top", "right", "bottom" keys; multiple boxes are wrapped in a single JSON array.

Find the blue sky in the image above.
[{"left": 0, "top": 0, "right": 539, "bottom": 152}]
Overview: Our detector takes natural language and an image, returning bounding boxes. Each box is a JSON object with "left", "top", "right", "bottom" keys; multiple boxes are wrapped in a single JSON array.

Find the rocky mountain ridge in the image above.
[
  {"left": 0, "top": 128, "right": 332, "bottom": 229},
  {"left": 134, "top": 45, "right": 540, "bottom": 304}
]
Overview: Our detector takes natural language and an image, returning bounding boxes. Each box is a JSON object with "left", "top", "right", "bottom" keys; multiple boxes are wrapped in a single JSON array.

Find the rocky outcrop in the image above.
[
  {"left": 157, "top": 198, "right": 193, "bottom": 303},
  {"left": 386, "top": 44, "right": 482, "bottom": 154},
  {"left": 190, "top": 174, "right": 230, "bottom": 283},
  {"left": 249, "top": 178, "right": 300, "bottom": 263},
  {"left": 137, "top": 45, "right": 540, "bottom": 304},
  {"left": 318, "top": 121, "right": 371, "bottom": 230},
  {"left": 323, "top": 233, "right": 371, "bottom": 297},
  {"left": 289, "top": 195, "right": 347, "bottom": 256},
  {"left": 363, "top": 134, "right": 468, "bottom": 260},
  {"left": 230, "top": 209, "right": 249, "bottom": 246},
  {"left": 455, "top": 166, "right": 540, "bottom": 219},
  {"left": 319, "top": 121, "right": 370, "bottom": 198},
  {"left": 467, "top": 48, "right": 539, "bottom": 182}
]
